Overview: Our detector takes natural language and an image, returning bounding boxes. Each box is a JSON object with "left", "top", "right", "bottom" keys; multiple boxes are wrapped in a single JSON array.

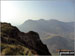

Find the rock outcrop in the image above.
[{"left": 0, "top": 22, "right": 51, "bottom": 55}]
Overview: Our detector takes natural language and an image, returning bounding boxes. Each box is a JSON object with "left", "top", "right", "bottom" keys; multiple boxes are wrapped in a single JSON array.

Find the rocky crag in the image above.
[{"left": 0, "top": 22, "right": 51, "bottom": 55}]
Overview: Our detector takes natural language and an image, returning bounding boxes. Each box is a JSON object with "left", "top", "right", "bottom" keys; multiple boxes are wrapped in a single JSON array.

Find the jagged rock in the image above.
[{"left": 0, "top": 22, "right": 51, "bottom": 55}]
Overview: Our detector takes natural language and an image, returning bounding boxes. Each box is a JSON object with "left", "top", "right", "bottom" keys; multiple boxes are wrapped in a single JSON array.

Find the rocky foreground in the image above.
[{"left": 0, "top": 22, "right": 51, "bottom": 55}]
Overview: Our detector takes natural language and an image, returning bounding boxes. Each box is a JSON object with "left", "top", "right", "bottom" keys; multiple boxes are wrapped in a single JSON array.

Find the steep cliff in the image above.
[{"left": 0, "top": 22, "right": 51, "bottom": 55}]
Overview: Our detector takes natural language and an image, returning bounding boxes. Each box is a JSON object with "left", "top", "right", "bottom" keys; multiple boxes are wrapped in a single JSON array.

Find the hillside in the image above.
[
  {"left": 18, "top": 19, "right": 74, "bottom": 53},
  {"left": 0, "top": 22, "right": 51, "bottom": 55},
  {"left": 43, "top": 36, "right": 74, "bottom": 53}
]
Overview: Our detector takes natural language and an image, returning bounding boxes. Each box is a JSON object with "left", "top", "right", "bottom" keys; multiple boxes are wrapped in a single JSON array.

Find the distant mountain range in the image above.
[
  {"left": 18, "top": 19, "right": 74, "bottom": 33},
  {"left": 18, "top": 19, "right": 74, "bottom": 53}
]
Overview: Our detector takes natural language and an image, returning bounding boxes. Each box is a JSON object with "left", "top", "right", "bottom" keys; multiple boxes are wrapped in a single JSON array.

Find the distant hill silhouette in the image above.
[{"left": 18, "top": 19, "right": 74, "bottom": 33}]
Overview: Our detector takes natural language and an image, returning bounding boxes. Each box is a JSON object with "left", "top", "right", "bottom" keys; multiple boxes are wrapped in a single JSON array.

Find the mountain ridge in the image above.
[{"left": 18, "top": 19, "right": 74, "bottom": 33}]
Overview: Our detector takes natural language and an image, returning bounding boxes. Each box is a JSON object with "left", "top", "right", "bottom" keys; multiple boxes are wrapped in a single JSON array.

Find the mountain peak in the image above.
[
  {"left": 39, "top": 19, "right": 45, "bottom": 21},
  {"left": 25, "top": 19, "right": 33, "bottom": 22},
  {"left": 50, "top": 19, "right": 61, "bottom": 22}
]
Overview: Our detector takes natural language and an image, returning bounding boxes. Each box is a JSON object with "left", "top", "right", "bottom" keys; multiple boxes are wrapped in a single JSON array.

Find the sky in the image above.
[{"left": 1, "top": 0, "right": 75, "bottom": 25}]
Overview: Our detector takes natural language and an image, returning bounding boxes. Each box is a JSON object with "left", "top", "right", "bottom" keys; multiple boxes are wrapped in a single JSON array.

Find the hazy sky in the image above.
[{"left": 1, "top": 0, "right": 75, "bottom": 25}]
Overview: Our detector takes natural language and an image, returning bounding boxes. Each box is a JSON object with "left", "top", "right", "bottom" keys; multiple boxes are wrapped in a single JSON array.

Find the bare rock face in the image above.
[
  {"left": 0, "top": 22, "right": 51, "bottom": 55},
  {"left": 19, "top": 31, "right": 51, "bottom": 55}
]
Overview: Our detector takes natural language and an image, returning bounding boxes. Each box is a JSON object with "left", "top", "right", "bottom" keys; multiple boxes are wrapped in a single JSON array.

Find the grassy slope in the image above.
[{"left": 1, "top": 43, "right": 35, "bottom": 55}]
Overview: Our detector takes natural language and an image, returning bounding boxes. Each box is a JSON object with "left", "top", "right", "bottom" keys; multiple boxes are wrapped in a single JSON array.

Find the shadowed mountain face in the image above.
[
  {"left": 0, "top": 22, "right": 51, "bottom": 55},
  {"left": 18, "top": 19, "right": 74, "bottom": 53}
]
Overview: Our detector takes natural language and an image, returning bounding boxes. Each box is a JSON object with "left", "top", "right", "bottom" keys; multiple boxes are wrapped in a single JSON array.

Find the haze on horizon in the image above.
[{"left": 1, "top": 0, "right": 75, "bottom": 26}]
